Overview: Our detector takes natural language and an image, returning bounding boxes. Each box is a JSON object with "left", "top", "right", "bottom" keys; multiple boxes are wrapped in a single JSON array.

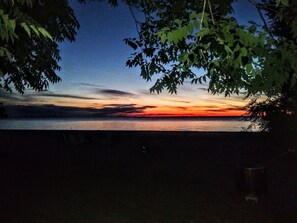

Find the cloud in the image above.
[
  {"left": 73, "top": 82, "right": 102, "bottom": 88},
  {"left": 98, "top": 89, "right": 135, "bottom": 96},
  {"left": 197, "top": 87, "right": 209, "bottom": 91},
  {"left": 104, "top": 103, "right": 137, "bottom": 107},
  {"left": 160, "top": 105, "right": 189, "bottom": 110},
  {"left": 4, "top": 103, "right": 156, "bottom": 118},
  {"left": 192, "top": 105, "right": 221, "bottom": 109},
  {"left": 204, "top": 105, "right": 246, "bottom": 112},
  {"left": 174, "top": 106, "right": 189, "bottom": 110},
  {"left": 0, "top": 89, "right": 35, "bottom": 103},
  {"left": 0, "top": 91, "right": 18, "bottom": 101},
  {"left": 98, "top": 104, "right": 156, "bottom": 116},
  {"left": 166, "top": 99, "right": 191, "bottom": 104},
  {"left": 34, "top": 93, "right": 98, "bottom": 100},
  {"left": 0, "top": 89, "right": 98, "bottom": 105},
  {"left": 138, "top": 90, "right": 158, "bottom": 96},
  {"left": 224, "top": 106, "right": 246, "bottom": 111}
]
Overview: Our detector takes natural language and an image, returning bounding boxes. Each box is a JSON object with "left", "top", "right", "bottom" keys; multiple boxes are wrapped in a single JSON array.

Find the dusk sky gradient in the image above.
[{"left": 2, "top": 0, "right": 262, "bottom": 118}]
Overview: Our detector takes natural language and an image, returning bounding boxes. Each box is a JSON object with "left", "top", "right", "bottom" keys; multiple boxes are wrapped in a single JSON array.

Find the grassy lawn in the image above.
[{"left": 0, "top": 131, "right": 296, "bottom": 223}]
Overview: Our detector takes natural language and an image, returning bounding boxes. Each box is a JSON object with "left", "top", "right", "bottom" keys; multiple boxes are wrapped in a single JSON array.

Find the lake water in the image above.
[{"left": 0, "top": 117, "right": 259, "bottom": 132}]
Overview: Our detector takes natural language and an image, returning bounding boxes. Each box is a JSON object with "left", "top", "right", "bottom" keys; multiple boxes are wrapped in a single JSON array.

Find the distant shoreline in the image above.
[
  {"left": 0, "top": 117, "right": 257, "bottom": 131},
  {"left": 1, "top": 116, "right": 248, "bottom": 120}
]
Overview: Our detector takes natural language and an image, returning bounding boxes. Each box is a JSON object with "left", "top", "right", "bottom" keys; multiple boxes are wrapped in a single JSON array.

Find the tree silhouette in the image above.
[
  {"left": 121, "top": 0, "right": 297, "bottom": 133},
  {"left": 0, "top": 102, "right": 7, "bottom": 118},
  {"left": 245, "top": 0, "right": 297, "bottom": 134},
  {"left": 0, "top": 0, "right": 79, "bottom": 94}
]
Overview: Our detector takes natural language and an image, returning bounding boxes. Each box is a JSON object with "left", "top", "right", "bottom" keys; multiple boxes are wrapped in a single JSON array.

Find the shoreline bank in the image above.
[{"left": 0, "top": 130, "right": 274, "bottom": 161}]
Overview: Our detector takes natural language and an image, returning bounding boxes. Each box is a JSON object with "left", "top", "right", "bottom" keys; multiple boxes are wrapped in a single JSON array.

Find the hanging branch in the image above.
[
  {"left": 248, "top": 0, "right": 277, "bottom": 42},
  {"left": 198, "top": 0, "right": 208, "bottom": 62},
  {"left": 207, "top": 0, "right": 215, "bottom": 24},
  {"left": 128, "top": 5, "right": 141, "bottom": 35},
  {"left": 200, "top": 0, "right": 207, "bottom": 30}
]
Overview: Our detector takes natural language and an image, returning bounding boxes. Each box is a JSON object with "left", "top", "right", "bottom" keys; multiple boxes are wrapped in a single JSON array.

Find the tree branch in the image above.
[
  {"left": 128, "top": 5, "right": 141, "bottom": 34},
  {"left": 200, "top": 0, "right": 207, "bottom": 30},
  {"left": 207, "top": 0, "right": 215, "bottom": 24},
  {"left": 248, "top": 0, "right": 277, "bottom": 42}
]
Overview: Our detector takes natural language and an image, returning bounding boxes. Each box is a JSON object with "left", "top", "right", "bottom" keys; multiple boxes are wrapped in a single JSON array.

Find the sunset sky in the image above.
[{"left": 2, "top": 0, "right": 261, "bottom": 118}]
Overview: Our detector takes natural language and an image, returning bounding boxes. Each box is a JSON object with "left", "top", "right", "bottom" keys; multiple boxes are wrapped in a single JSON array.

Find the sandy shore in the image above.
[{"left": 0, "top": 130, "right": 296, "bottom": 222}]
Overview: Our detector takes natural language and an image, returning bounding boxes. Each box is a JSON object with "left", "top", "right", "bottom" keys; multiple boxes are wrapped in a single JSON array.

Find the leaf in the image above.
[
  {"left": 5, "top": 49, "right": 13, "bottom": 61},
  {"left": 30, "top": 24, "right": 40, "bottom": 36},
  {"left": 0, "top": 47, "right": 13, "bottom": 61},
  {"left": 167, "top": 32, "right": 174, "bottom": 43},
  {"left": 21, "top": 22, "right": 31, "bottom": 37},
  {"left": 37, "top": 27, "right": 53, "bottom": 40},
  {"left": 209, "top": 68, "right": 214, "bottom": 77},
  {"left": 26, "top": 0, "right": 33, "bottom": 7},
  {"left": 187, "top": 23, "right": 194, "bottom": 34},
  {"left": 291, "top": 19, "right": 297, "bottom": 38},
  {"left": 276, "top": 0, "right": 289, "bottom": 7},
  {"left": 248, "top": 21, "right": 258, "bottom": 25},
  {"left": 189, "top": 11, "right": 199, "bottom": 20},
  {"left": 197, "top": 28, "right": 210, "bottom": 38},
  {"left": 126, "top": 40, "right": 137, "bottom": 50},
  {"left": 245, "top": 64, "right": 253, "bottom": 75},
  {"left": 0, "top": 48, "right": 4, "bottom": 57},
  {"left": 10, "top": 19, "right": 16, "bottom": 31},
  {"left": 202, "top": 75, "right": 206, "bottom": 82},
  {"left": 212, "top": 60, "right": 219, "bottom": 67},
  {"left": 178, "top": 52, "right": 188, "bottom": 63},
  {"left": 2, "top": 13, "right": 9, "bottom": 28},
  {"left": 173, "top": 19, "right": 182, "bottom": 27},
  {"left": 193, "top": 20, "right": 199, "bottom": 29},
  {"left": 167, "top": 26, "right": 188, "bottom": 44},
  {"left": 280, "top": 0, "right": 289, "bottom": 6},
  {"left": 160, "top": 33, "right": 167, "bottom": 44},
  {"left": 188, "top": 53, "right": 195, "bottom": 63},
  {"left": 224, "top": 45, "right": 233, "bottom": 55},
  {"left": 241, "top": 48, "right": 248, "bottom": 57}
]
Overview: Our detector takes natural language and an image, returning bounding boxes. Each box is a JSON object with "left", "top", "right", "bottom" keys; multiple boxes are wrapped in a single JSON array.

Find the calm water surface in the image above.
[{"left": 0, "top": 117, "right": 259, "bottom": 131}]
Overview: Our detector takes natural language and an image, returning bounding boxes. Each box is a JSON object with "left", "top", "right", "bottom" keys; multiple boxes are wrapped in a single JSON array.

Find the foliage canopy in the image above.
[
  {"left": 244, "top": 0, "right": 297, "bottom": 133},
  {"left": 122, "top": 0, "right": 297, "bottom": 99},
  {"left": 0, "top": 0, "right": 79, "bottom": 94}
]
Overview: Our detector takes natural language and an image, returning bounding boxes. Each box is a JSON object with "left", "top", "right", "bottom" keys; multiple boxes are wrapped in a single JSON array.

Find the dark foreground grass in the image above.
[{"left": 0, "top": 130, "right": 296, "bottom": 223}]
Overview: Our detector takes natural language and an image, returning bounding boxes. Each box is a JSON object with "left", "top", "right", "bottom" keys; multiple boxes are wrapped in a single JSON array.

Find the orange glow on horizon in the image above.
[
  {"left": 19, "top": 91, "right": 248, "bottom": 118},
  {"left": 119, "top": 108, "right": 246, "bottom": 117},
  {"left": 134, "top": 104, "right": 247, "bottom": 117}
]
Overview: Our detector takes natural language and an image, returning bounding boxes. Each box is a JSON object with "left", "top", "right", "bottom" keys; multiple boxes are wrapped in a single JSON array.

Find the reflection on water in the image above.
[{"left": 0, "top": 118, "right": 259, "bottom": 131}]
